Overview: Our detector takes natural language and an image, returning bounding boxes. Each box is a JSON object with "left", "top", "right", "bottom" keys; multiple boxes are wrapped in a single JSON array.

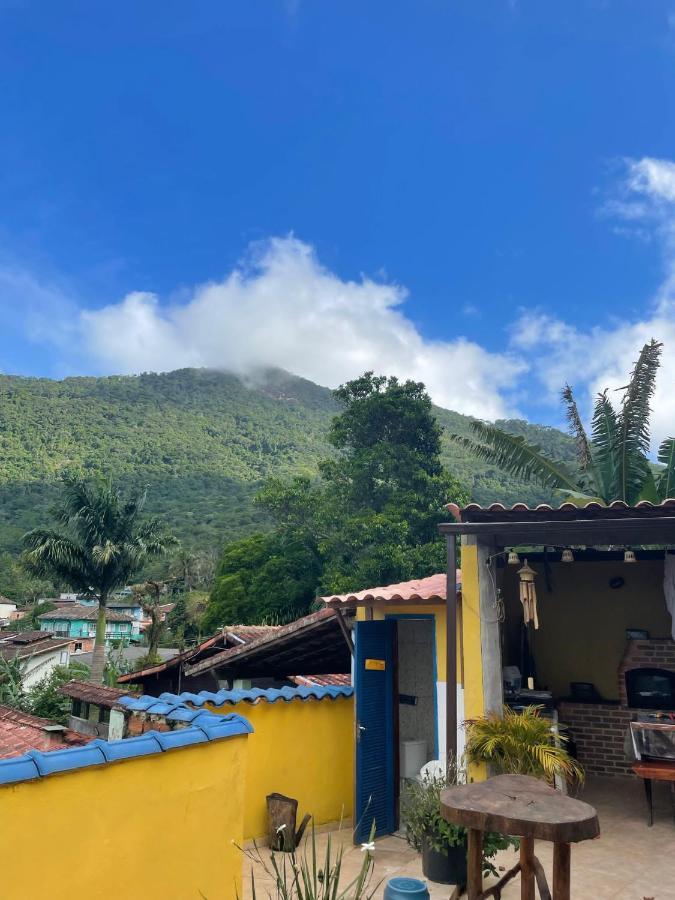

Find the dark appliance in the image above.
[{"left": 625, "top": 667, "right": 675, "bottom": 711}]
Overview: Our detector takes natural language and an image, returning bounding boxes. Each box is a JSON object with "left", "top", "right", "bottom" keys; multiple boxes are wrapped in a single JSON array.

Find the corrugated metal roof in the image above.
[
  {"left": 117, "top": 624, "right": 282, "bottom": 683},
  {"left": 322, "top": 572, "right": 460, "bottom": 606}
]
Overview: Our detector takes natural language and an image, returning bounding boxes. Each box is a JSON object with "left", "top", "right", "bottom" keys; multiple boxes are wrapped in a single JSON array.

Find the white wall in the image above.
[{"left": 20, "top": 648, "right": 70, "bottom": 689}]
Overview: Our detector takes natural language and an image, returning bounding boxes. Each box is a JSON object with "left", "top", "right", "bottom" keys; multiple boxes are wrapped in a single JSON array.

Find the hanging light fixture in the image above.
[
  {"left": 624, "top": 548, "right": 637, "bottom": 564},
  {"left": 507, "top": 550, "right": 521, "bottom": 566},
  {"left": 561, "top": 548, "right": 574, "bottom": 563}
]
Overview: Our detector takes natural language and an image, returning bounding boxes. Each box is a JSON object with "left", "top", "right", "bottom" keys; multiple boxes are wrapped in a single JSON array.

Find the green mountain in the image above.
[{"left": 0, "top": 367, "right": 575, "bottom": 555}]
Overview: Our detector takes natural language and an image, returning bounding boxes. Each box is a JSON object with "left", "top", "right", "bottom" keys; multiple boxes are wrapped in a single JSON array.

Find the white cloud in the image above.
[
  {"left": 512, "top": 156, "right": 675, "bottom": 449},
  {"left": 79, "top": 236, "right": 525, "bottom": 420}
]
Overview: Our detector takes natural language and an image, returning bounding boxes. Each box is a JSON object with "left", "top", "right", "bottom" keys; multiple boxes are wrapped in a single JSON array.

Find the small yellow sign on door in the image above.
[{"left": 365, "top": 658, "right": 386, "bottom": 671}]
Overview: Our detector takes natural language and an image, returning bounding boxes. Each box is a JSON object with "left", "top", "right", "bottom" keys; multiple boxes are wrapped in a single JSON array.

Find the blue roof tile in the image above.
[
  {"left": 27, "top": 744, "right": 107, "bottom": 776},
  {"left": 0, "top": 755, "right": 40, "bottom": 785},
  {"left": 0, "top": 712, "right": 253, "bottom": 787},
  {"left": 151, "top": 685, "right": 354, "bottom": 708}
]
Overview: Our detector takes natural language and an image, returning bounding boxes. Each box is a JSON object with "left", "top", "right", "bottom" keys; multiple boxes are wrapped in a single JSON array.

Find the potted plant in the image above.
[
  {"left": 464, "top": 705, "right": 584, "bottom": 785},
  {"left": 401, "top": 767, "right": 517, "bottom": 885}
]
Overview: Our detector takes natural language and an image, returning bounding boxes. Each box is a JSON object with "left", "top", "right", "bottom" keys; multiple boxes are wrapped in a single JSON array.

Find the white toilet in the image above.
[{"left": 400, "top": 739, "right": 427, "bottom": 779}]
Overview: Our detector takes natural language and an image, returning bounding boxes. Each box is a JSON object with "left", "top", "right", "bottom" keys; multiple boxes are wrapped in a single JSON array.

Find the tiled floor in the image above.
[{"left": 241, "top": 776, "right": 675, "bottom": 899}]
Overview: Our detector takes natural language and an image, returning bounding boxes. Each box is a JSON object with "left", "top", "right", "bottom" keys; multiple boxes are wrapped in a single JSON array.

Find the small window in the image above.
[
  {"left": 72, "top": 699, "right": 83, "bottom": 718},
  {"left": 98, "top": 706, "right": 110, "bottom": 724},
  {"left": 74, "top": 642, "right": 82, "bottom": 652}
]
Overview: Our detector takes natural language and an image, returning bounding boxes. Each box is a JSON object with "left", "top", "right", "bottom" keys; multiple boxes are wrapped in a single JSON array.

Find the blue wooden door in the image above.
[{"left": 354, "top": 619, "right": 396, "bottom": 842}]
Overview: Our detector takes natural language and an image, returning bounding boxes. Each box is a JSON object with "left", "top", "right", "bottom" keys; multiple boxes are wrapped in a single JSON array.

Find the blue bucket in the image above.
[{"left": 383, "top": 876, "right": 430, "bottom": 899}]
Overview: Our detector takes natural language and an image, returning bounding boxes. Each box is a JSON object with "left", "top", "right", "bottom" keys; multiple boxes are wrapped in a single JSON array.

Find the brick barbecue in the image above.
[{"left": 558, "top": 639, "right": 675, "bottom": 776}]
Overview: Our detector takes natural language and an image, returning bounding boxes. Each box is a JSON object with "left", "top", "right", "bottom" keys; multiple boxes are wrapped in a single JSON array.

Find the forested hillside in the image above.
[{"left": 0, "top": 367, "right": 575, "bottom": 555}]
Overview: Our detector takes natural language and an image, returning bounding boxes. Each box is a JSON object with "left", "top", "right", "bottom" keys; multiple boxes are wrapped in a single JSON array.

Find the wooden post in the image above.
[
  {"left": 552, "top": 842, "right": 571, "bottom": 900},
  {"left": 520, "top": 836, "right": 535, "bottom": 900},
  {"left": 446, "top": 534, "right": 457, "bottom": 763},
  {"left": 467, "top": 828, "right": 483, "bottom": 900},
  {"left": 476, "top": 537, "right": 504, "bottom": 716}
]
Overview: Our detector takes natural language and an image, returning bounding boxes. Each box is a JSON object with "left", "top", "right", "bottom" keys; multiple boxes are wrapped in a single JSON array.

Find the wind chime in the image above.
[{"left": 517, "top": 559, "right": 539, "bottom": 630}]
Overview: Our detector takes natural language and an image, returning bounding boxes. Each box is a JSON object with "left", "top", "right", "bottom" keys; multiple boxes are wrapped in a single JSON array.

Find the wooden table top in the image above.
[{"left": 440, "top": 774, "right": 600, "bottom": 844}]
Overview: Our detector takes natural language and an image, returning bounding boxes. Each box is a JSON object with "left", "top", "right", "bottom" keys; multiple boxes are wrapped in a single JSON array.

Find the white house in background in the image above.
[
  {"left": 0, "top": 631, "right": 70, "bottom": 689},
  {"left": 0, "top": 598, "right": 17, "bottom": 626}
]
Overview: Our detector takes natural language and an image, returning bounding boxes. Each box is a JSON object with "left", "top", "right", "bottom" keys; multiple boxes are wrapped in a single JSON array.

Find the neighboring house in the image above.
[
  {"left": 0, "top": 597, "right": 17, "bottom": 627},
  {"left": 37, "top": 605, "right": 138, "bottom": 653},
  {"left": 0, "top": 704, "right": 91, "bottom": 758},
  {"left": 118, "top": 611, "right": 354, "bottom": 695},
  {"left": 59, "top": 681, "right": 131, "bottom": 740},
  {"left": 117, "top": 624, "right": 283, "bottom": 694},
  {"left": 0, "top": 631, "right": 71, "bottom": 689}
]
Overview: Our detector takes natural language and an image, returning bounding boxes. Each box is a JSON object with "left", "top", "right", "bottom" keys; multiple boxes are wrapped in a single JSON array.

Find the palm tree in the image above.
[
  {"left": 450, "top": 339, "right": 674, "bottom": 505},
  {"left": 22, "top": 475, "right": 177, "bottom": 683}
]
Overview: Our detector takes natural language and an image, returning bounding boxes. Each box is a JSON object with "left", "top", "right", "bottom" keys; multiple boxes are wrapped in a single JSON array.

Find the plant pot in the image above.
[{"left": 421, "top": 837, "right": 467, "bottom": 885}]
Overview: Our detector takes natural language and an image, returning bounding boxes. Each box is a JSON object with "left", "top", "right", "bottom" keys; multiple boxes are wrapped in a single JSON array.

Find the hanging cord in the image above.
[{"left": 482, "top": 554, "right": 506, "bottom": 624}]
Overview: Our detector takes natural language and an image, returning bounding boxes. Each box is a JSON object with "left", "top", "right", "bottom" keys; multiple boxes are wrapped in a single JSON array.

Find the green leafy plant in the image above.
[
  {"left": 0, "top": 655, "right": 26, "bottom": 708},
  {"left": 235, "top": 821, "right": 380, "bottom": 899},
  {"left": 401, "top": 767, "right": 517, "bottom": 877},
  {"left": 26, "top": 661, "right": 90, "bottom": 723},
  {"left": 450, "top": 339, "right": 673, "bottom": 505},
  {"left": 465, "top": 705, "right": 584, "bottom": 785}
]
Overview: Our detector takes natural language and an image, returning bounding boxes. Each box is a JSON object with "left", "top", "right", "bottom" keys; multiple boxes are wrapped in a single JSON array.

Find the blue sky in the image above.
[{"left": 1, "top": 1, "right": 675, "bottom": 439}]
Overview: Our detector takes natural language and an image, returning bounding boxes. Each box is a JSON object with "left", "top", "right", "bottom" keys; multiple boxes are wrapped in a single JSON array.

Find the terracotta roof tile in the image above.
[
  {"left": 446, "top": 498, "right": 675, "bottom": 524},
  {"left": 322, "top": 573, "right": 460, "bottom": 606},
  {"left": 37, "top": 604, "right": 134, "bottom": 622},
  {"left": 0, "top": 705, "right": 92, "bottom": 759},
  {"left": 58, "top": 680, "right": 131, "bottom": 708}
]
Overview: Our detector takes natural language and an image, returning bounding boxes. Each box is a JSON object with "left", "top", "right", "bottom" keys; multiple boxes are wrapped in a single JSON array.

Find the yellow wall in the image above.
[
  {"left": 502, "top": 559, "right": 670, "bottom": 701},
  {"left": 206, "top": 696, "right": 354, "bottom": 840},
  {"left": 460, "top": 543, "right": 485, "bottom": 723},
  {"left": 0, "top": 736, "right": 248, "bottom": 900}
]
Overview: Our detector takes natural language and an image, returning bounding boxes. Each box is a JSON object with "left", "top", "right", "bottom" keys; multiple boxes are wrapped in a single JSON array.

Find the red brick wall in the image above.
[
  {"left": 618, "top": 639, "right": 675, "bottom": 705},
  {"left": 558, "top": 701, "right": 634, "bottom": 776},
  {"left": 559, "top": 638, "right": 675, "bottom": 776}
]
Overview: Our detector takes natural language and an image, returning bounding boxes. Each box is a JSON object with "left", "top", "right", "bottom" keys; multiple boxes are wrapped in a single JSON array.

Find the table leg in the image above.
[
  {"left": 643, "top": 777, "right": 653, "bottom": 827},
  {"left": 552, "top": 841, "right": 571, "bottom": 900},
  {"left": 467, "top": 828, "right": 483, "bottom": 900},
  {"left": 520, "top": 836, "right": 535, "bottom": 900},
  {"left": 671, "top": 782, "right": 675, "bottom": 826}
]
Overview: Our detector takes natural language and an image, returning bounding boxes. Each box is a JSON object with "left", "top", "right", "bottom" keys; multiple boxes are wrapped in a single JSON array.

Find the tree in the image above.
[
  {"left": 306, "top": 373, "right": 468, "bottom": 592},
  {"left": 450, "top": 340, "right": 674, "bottom": 505},
  {"left": 26, "top": 661, "right": 90, "bottom": 723},
  {"left": 166, "top": 592, "right": 201, "bottom": 645},
  {"left": 0, "top": 655, "right": 25, "bottom": 708},
  {"left": 203, "top": 372, "right": 470, "bottom": 628},
  {"left": 22, "top": 475, "right": 177, "bottom": 683},
  {"left": 203, "top": 532, "right": 321, "bottom": 630},
  {"left": 131, "top": 578, "right": 174, "bottom": 666}
]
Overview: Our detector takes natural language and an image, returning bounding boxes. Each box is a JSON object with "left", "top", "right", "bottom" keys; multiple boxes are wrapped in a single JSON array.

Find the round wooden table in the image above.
[{"left": 440, "top": 774, "right": 599, "bottom": 900}]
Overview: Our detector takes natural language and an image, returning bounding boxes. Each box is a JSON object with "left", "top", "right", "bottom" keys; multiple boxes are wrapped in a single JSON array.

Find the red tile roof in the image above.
[
  {"left": 58, "top": 680, "right": 131, "bottom": 708},
  {"left": 290, "top": 673, "right": 351, "bottom": 687},
  {"left": 0, "top": 633, "right": 71, "bottom": 661},
  {"left": 322, "top": 573, "right": 460, "bottom": 606},
  {"left": 0, "top": 705, "right": 92, "bottom": 759},
  {"left": 446, "top": 498, "right": 675, "bottom": 523},
  {"left": 37, "top": 605, "right": 134, "bottom": 622}
]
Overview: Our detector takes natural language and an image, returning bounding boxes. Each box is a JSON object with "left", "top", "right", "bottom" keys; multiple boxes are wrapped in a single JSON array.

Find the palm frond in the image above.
[
  {"left": 615, "top": 340, "right": 662, "bottom": 503},
  {"left": 561, "top": 384, "right": 593, "bottom": 470},
  {"left": 657, "top": 437, "right": 675, "bottom": 500},
  {"left": 590, "top": 390, "right": 620, "bottom": 501},
  {"left": 449, "top": 422, "right": 581, "bottom": 493}
]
